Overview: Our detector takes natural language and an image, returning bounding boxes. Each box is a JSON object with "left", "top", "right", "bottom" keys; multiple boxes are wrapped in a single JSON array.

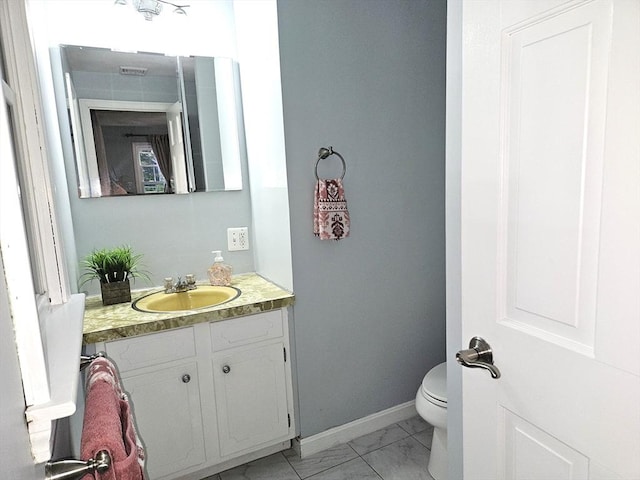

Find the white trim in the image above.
[
  {"left": 0, "top": 0, "right": 69, "bottom": 305},
  {"left": 1, "top": 76, "right": 50, "bottom": 408},
  {"left": 292, "top": 401, "right": 417, "bottom": 458},
  {"left": 1, "top": 0, "right": 82, "bottom": 464},
  {"left": 26, "top": 294, "right": 86, "bottom": 463},
  {"left": 0, "top": 3, "right": 50, "bottom": 413}
]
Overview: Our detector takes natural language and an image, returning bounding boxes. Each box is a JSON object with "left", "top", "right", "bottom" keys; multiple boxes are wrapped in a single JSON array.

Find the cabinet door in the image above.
[
  {"left": 122, "top": 362, "right": 205, "bottom": 479},
  {"left": 213, "top": 343, "right": 290, "bottom": 457}
]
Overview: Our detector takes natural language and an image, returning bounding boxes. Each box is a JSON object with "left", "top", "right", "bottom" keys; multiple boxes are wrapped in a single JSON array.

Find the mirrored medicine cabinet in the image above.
[{"left": 55, "top": 45, "right": 245, "bottom": 198}]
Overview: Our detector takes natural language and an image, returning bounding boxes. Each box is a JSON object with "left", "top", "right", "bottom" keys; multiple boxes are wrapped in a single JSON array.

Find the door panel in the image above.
[
  {"left": 213, "top": 343, "right": 289, "bottom": 457},
  {"left": 122, "top": 363, "right": 205, "bottom": 479},
  {"left": 460, "top": 0, "right": 640, "bottom": 478},
  {"left": 500, "top": 0, "right": 611, "bottom": 355},
  {"left": 501, "top": 409, "right": 589, "bottom": 480}
]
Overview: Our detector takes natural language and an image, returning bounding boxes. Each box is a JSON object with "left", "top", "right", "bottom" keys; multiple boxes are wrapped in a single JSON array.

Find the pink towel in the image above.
[
  {"left": 313, "top": 178, "right": 350, "bottom": 240},
  {"left": 81, "top": 357, "right": 145, "bottom": 480}
]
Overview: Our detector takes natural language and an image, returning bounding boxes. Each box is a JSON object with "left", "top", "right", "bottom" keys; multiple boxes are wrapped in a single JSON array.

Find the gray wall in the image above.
[{"left": 278, "top": 0, "right": 447, "bottom": 437}]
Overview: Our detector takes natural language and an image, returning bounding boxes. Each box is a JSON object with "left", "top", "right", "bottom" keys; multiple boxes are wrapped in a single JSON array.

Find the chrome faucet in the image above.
[{"left": 164, "top": 275, "right": 197, "bottom": 294}]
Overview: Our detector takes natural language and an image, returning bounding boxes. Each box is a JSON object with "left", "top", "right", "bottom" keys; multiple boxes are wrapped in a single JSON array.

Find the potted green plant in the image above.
[{"left": 80, "top": 245, "right": 150, "bottom": 305}]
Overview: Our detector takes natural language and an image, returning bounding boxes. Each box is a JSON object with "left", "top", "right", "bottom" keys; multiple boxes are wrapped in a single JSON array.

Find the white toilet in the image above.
[{"left": 415, "top": 362, "right": 447, "bottom": 480}]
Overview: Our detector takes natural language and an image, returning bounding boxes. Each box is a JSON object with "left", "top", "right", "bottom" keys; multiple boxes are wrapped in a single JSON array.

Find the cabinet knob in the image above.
[
  {"left": 181, "top": 374, "right": 191, "bottom": 383},
  {"left": 222, "top": 365, "right": 231, "bottom": 374}
]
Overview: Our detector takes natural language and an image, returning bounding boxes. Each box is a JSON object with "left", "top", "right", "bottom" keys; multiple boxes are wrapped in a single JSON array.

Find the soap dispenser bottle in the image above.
[{"left": 208, "top": 250, "right": 232, "bottom": 286}]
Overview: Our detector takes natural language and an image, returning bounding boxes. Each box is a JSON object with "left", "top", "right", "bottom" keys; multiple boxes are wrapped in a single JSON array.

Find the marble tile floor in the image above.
[{"left": 202, "top": 416, "right": 436, "bottom": 480}]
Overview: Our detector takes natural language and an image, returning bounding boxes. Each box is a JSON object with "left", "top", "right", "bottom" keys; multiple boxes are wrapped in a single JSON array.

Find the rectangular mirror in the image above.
[{"left": 57, "top": 45, "right": 244, "bottom": 197}]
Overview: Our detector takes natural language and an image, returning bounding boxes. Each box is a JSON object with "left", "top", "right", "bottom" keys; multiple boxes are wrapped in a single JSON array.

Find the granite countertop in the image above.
[{"left": 83, "top": 273, "right": 295, "bottom": 344}]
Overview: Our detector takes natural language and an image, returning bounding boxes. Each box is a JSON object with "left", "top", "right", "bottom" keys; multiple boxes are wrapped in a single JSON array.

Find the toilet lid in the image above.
[{"left": 421, "top": 362, "right": 447, "bottom": 404}]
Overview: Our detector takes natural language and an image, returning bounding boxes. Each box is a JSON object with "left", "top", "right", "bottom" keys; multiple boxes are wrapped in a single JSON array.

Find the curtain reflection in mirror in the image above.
[{"left": 149, "top": 135, "right": 172, "bottom": 193}]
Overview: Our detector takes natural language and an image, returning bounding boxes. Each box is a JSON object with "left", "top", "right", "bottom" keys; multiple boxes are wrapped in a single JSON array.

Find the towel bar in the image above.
[
  {"left": 315, "top": 146, "right": 346, "bottom": 180},
  {"left": 45, "top": 450, "right": 111, "bottom": 480},
  {"left": 79, "top": 352, "right": 105, "bottom": 371}
]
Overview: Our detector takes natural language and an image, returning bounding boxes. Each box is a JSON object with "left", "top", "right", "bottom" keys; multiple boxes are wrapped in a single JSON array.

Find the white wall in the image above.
[
  {"left": 29, "top": 0, "right": 259, "bottom": 294},
  {"left": 28, "top": 0, "right": 238, "bottom": 58},
  {"left": 235, "top": 0, "right": 293, "bottom": 291}
]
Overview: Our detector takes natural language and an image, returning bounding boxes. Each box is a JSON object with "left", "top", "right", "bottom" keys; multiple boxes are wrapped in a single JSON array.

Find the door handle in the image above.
[{"left": 456, "top": 337, "right": 501, "bottom": 379}]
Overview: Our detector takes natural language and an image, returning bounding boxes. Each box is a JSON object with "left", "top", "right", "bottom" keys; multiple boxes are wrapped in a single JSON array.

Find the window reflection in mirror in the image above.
[
  {"left": 133, "top": 142, "right": 167, "bottom": 194},
  {"left": 56, "top": 45, "right": 244, "bottom": 198}
]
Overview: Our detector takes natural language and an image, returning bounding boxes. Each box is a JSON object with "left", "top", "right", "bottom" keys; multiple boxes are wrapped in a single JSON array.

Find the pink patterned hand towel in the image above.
[
  {"left": 81, "top": 357, "right": 145, "bottom": 480},
  {"left": 313, "top": 178, "right": 350, "bottom": 240}
]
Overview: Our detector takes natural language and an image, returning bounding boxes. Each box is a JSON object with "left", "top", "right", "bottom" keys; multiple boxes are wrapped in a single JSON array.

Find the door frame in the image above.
[
  {"left": 78, "top": 99, "right": 176, "bottom": 196},
  {"left": 445, "top": 1, "right": 464, "bottom": 480}
]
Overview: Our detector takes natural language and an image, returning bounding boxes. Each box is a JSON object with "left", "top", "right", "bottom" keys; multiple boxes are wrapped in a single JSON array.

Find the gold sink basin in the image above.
[{"left": 133, "top": 286, "right": 241, "bottom": 313}]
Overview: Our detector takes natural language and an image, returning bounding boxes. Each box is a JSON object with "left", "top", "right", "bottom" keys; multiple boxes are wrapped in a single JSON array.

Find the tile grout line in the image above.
[
  {"left": 308, "top": 443, "right": 359, "bottom": 479},
  {"left": 280, "top": 450, "right": 303, "bottom": 480},
  {"left": 213, "top": 419, "right": 434, "bottom": 480},
  {"left": 351, "top": 423, "right": 433, "bottom": 480},
  {"left": 354, "top": 446, "right": 385, "bottom": 480},
  {"left": 295, "top": 443, "right": 364, "bottom": 480}
]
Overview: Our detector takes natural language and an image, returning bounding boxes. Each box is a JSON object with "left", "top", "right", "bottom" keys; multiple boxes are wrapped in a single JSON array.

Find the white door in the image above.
[
  {"left": 460, "top": 1, "right": 640, "bottom": 479},
  {"left": 122, "top": 363, "right": 205, "bottom": 479},
  {"left": 213, "top": 342, "right": 290, "bottom": 457}
]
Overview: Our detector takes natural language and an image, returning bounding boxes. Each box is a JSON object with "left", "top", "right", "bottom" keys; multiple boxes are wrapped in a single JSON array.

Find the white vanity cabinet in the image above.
[
  {"left": 95, "top": 308, "right": 295, "bottom": 480},
  {"left": 100, "top": 326, "right": 206, "bottom": 479},
  {"left": 211, "top": 310, "right": 291, "bottom": 457}
]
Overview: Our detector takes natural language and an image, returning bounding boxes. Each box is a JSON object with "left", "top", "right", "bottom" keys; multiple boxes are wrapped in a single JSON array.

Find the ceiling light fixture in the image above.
[{"left": 115, "top": 0, "right": 190, "bottom": 21}]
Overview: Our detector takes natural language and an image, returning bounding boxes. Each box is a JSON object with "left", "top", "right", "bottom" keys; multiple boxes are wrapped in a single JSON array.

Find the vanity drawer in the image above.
[
  {"left": 211, "top": 310, "right": 283, "bottom": 352},
  {"left": 105, "top": 327, "right": 196, "bottom": 373}
]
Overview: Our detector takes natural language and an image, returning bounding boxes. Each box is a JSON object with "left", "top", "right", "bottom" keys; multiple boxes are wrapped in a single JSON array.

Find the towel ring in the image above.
[{"left": 315, "top": 146, "right": 346, "bottom": 180}]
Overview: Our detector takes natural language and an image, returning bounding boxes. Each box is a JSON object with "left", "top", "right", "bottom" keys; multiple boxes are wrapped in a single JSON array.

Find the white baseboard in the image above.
[{"left": 293, "top": 400, "right": 417, "bottom": 458}]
